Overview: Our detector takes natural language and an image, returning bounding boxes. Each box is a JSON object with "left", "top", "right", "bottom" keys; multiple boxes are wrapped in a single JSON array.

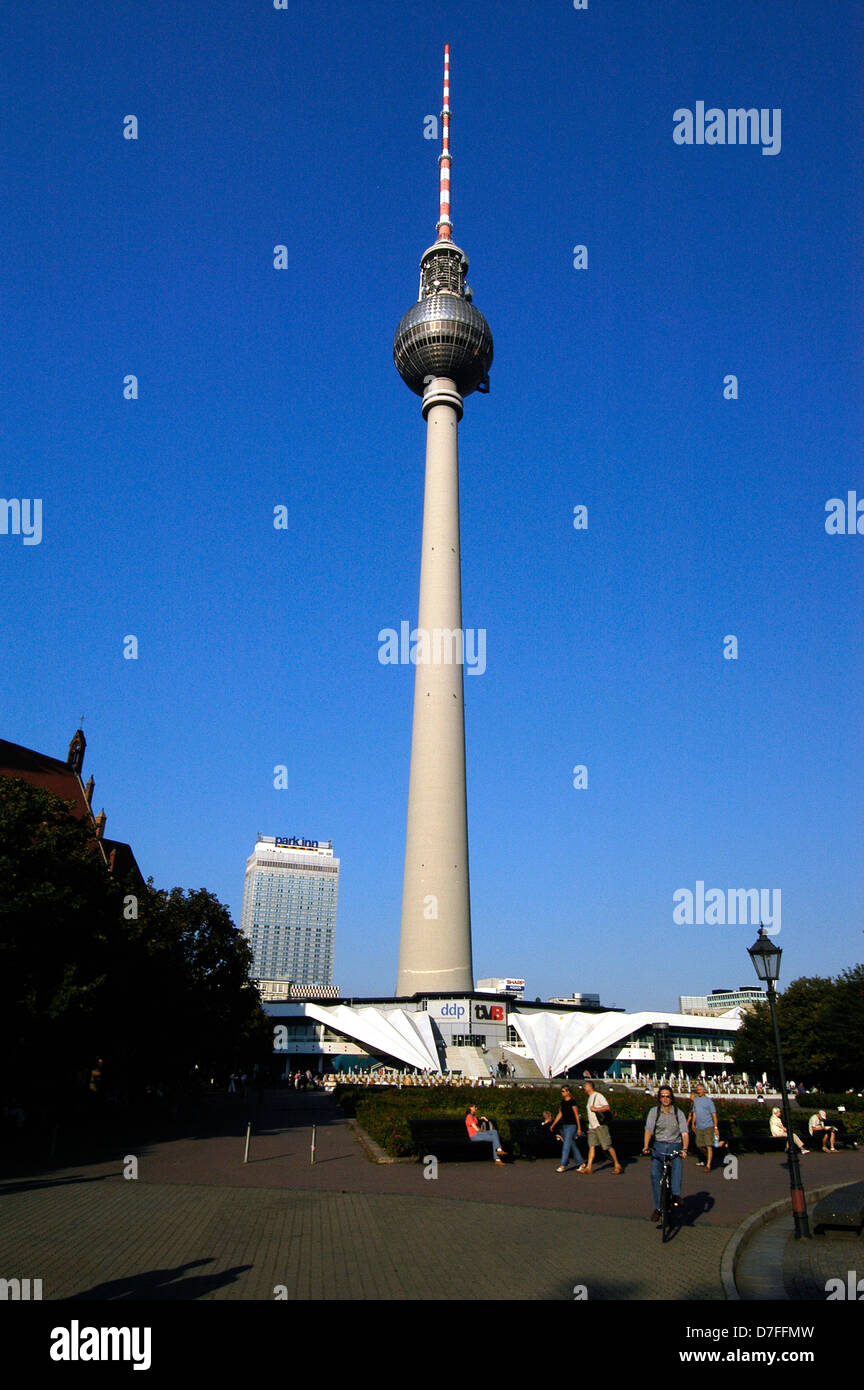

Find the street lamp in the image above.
[{"left": 747, "top": 926, "right": 810, "bottom": 1239}]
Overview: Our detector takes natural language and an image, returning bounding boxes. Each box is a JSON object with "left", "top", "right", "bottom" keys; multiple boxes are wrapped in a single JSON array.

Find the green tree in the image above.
[
  {"left": 773, "top": 975, "right": 836, "bottom": 1079},
  {"left": 0, "top": 778, "right": 127, "bottom": 1098},
  {"left": 822, "top": 965, "right": 864, "bottom": 1088},
  {"left": 122, "top": 886, "right": 272, "bottom": 1091},
  {"left": 731, "top": 967, "right": 864, "bottom": 1089},
  {"left": 730, "top": 1000, "right": 773, "bottom": 1078},
  {"left": 1, "top": 779, "right": 272, "bottom": 1109}
]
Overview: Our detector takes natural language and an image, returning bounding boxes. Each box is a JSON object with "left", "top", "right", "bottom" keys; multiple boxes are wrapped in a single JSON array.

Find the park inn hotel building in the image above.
[{"left": 240, "top": 835, "right": 339, "bottom": 996}]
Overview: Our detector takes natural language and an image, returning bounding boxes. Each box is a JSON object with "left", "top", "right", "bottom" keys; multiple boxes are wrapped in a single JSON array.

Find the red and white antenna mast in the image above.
[{"left": 436, "top": 44, "right": 452, "bottom": 241}]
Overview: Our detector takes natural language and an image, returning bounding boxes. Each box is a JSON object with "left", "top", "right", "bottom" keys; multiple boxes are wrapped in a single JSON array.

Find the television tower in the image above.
[{"left": 394, "top": 46, "right": 493, "bottom": 995}]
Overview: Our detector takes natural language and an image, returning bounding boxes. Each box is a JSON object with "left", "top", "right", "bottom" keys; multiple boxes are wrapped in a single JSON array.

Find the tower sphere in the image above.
[
  {"left": 394, "top": 295, "right": 493, "bottom": 397},
  {"left": 394, "top": 240, "right": 493, "bottom": 398}
]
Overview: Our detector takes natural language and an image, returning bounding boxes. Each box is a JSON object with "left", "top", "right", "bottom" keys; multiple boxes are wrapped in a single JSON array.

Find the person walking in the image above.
[
  {"left": 581, "top": 1081, "right": 622, "bottom": 1174},
  {"left": 642, "top": 1086, "right": 689, "bottom": 1222},
  {"left": 688, "top": 1082, "right": 720, "bottom": 1171},
  {"left": 549, "top": 1087, "right": 585, "bottom": 1173}
]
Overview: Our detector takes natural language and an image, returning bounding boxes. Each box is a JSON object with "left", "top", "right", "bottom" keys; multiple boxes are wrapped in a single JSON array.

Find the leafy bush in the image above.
[
  {"left": 840, "top": 1113, "right": 864, "bottom": 1142},
  {"left": 806, "top": 1093, "right": 864, "bottom": 1113},
  {"left": 335, "top": 1084, "right": 786, "bottom": 1158}
]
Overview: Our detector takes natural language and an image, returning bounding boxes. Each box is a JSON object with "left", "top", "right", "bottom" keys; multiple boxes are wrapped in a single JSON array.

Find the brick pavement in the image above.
[
  {"left": 737, "top": 1210, "right": 864, "bottom": 1301},
  {"left": 0, "top": 1179, "right": 732, "bottom": 1301},
  {"left": 1, "top": 1089, "right": 860, "bottom": 1301}
]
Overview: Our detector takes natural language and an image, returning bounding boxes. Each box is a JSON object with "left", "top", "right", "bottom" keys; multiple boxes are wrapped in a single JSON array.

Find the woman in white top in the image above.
[{"left": 769, "top": 1106, "right": 808, "bottom": 1152}]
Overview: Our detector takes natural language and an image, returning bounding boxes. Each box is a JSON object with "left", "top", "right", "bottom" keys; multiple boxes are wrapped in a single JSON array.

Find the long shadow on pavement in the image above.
[
  {"left": 0, "top": 1172, "right": 118, "bottom": 1197},
  {"left": 67, "top": 1260, "right": 253, "bottom": 1302}
]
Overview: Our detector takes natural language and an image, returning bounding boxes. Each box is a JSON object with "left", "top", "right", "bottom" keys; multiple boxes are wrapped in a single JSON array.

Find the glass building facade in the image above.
[
  {"left": 240, "top": 834, "right": 338, "bottom": 988},
  {"left": 678, "top": 987, "right": 765, "bottom": 1015}
]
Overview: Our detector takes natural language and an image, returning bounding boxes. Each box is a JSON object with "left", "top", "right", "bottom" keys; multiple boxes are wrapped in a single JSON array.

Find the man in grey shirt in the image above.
[{"left": 642, "top": 1086, "right": 689, "bottom": 1222}]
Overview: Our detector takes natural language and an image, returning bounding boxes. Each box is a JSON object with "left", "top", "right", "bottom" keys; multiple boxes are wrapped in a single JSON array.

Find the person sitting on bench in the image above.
[
  {"left": 808, "top": 1110, "right": 837, "bottom": 1151},
  {"left": 770, "top": 1107, "right": 808, "bottom": 1152},
  {"left": 465, "top": 1104, "right": 507, "bottom": 1163}
]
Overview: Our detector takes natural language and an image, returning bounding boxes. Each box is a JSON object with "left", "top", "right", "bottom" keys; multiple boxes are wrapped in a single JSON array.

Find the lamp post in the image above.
[{"left": 747, "top": 926, "right": 811, "bottom": 1239}]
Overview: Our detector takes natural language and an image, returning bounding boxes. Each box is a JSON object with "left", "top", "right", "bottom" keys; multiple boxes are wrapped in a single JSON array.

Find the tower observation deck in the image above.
[{"left": 394, "top": 46, "right": 492, "bottom": 996}]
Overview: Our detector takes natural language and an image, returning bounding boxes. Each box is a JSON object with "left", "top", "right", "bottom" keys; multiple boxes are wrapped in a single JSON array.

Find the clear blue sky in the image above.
[{"left": 3, "top": 1, "right": 862, "bottom": 1010}]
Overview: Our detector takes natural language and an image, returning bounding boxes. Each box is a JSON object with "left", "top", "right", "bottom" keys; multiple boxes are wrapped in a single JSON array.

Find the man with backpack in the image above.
[{"left": 642, "top": 1086, "right": 689, "bottom": 1222}]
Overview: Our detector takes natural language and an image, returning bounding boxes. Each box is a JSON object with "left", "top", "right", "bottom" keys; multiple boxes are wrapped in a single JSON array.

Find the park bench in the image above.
[
  {"left": 806, "top": 1120, "right": 859, "bottom": 1151},
  {"left": 607, "top": 1120, "right": 645, "bottom": 1156},
  {"left": 735, "top": 1119, "right": 808, "bottom": 1153},
  {"left": 612, "top": 1120, "right": 718, "bottom": 1156},
  {"left": 408, "top": 1117, "right": 500, "bottom": 1162},
  {"left": 609, "top": 1119, "right": 735, "bottom": 1158},
  {"left": 506, "top": 1118, "right": 563, "bottom": 1160},
  {"left": 812, "top": 1181, "right": 864, "bottom": 1234}
]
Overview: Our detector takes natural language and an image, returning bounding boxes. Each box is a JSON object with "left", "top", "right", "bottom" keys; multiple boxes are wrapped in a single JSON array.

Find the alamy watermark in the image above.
[
  {"left": 378, "top": 623, "right": 486, "bottom": 675},
  {"left": 0, "top": 1277, "right": 42, "bottom": 1300},
  {"left": 825, "top": 1271, "right": 864, "bottom": 1300},
  {"left": 1, "top": 498, "right": 42, "bottom": 545},
  {"left": 825, "top": 491, "right": 863, "bottom": 534},
  {"left": 673, "top": 103, "right": 781, "bottom": 156},
  {"left": 673, "top": 882, "right": 780, "bottom": 934},
  {"left": 50, "top": 1323, "right": 151, "bottom": 1370}
]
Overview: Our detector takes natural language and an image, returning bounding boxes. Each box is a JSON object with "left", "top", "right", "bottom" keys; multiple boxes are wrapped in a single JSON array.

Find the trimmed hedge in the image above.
[
  {"left": 806, "top": 1093, "right": 864, "bottom": 1113},
  {"left": 333, "top": 1084, "right": 852, "bottom": 1159}
]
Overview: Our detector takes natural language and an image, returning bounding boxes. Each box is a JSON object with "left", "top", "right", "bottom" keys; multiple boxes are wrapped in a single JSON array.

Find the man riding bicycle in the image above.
[{"left": 642, "top": 1086, "right": 689, "bottom": 1223}]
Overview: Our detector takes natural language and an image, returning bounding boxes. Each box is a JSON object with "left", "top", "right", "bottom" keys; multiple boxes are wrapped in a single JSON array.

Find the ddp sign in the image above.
[{"left": 426, "top": 1000, "right": 470, "bottom": 1023}]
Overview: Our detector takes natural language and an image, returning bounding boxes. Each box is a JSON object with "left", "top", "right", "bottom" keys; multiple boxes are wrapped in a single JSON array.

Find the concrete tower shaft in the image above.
[
  {"left": 397, "top": 377, "right": 472, "bottom": 994},
  {"left": 394, "top": 48, "right": 492, "bottom": 996}
]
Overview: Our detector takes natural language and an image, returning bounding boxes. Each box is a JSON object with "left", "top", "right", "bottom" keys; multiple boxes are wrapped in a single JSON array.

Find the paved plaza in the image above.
[{"left": 1, "top": 1091, "right": 861, "bottom": 1301}]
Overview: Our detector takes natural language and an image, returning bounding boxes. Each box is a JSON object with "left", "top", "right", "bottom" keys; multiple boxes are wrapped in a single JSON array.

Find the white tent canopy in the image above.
[
  {"left": 510, "top": 1009, "right": 740, "bottom": 1078},
  {"left": 304, "top": 1003, "right": 442, "bottom": 1073}
]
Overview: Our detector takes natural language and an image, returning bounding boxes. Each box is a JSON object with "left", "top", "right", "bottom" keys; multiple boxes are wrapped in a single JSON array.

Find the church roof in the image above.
[{"left": 0, "top": 737, "right": 92, "bottom": 819}]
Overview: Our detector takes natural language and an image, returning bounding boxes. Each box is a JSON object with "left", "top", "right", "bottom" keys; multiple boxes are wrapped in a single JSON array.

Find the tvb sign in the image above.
[{"left": 474, "top": 1005, "right": 504, "bottom": 1022}]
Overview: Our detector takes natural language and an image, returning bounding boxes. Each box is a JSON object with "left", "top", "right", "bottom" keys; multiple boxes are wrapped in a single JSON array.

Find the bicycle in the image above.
[{"left": 644, "top": 1145, "right": 684, "bottom": 1242}]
